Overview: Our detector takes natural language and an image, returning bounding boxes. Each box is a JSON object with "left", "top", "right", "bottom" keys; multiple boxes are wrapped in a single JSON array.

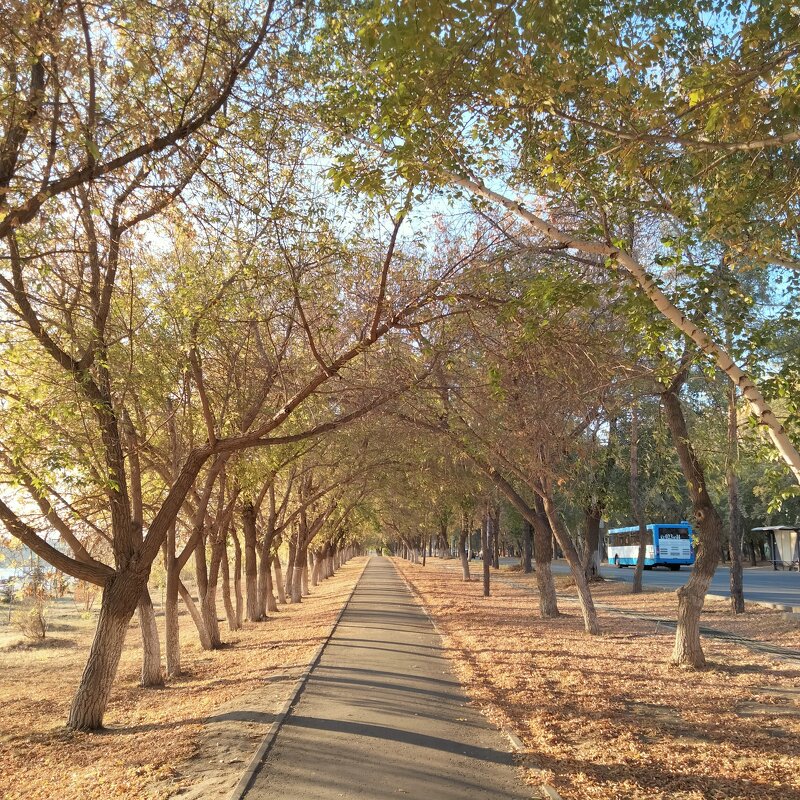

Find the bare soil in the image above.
[{"left": 0, "top": 557, "right": 367, "bottom": 800}]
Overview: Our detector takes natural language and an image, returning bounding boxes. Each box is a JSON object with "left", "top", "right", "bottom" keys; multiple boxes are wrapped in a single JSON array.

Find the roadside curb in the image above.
[
  {"left": 706, "top": 592, "right": 800, "bottom": 615},
  {"left": 227, "top": 556, "right": 371, "bottom": 800},
  {"left": 391, "top": 558, "right": 565, "bottom": 800}
]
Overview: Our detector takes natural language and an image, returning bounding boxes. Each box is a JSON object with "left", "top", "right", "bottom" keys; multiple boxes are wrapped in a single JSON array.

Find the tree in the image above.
[{"left": 317, "top": 1, "right": 800, "bottom": 484}]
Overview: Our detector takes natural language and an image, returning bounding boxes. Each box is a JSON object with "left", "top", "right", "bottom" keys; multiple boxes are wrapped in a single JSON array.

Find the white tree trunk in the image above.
[
  {"left": 446, "top": 171, "right": 800, "bottom": 484},
  {"left": 274, "top": 557, "right": 287, "bottom": 604},
  {"left": 137, "top": 589, "right": 163, "bottom": 687}
]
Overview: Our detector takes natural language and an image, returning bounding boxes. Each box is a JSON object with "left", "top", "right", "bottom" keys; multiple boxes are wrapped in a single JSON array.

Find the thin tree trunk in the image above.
[
  {"left": 231, "top": 526, "right": 243, "bottom": 626},
  {"left": 265, "top": 554, "right": 278, "bottom": 612},
  {"left": 204, "top": 539, "right": 223, "bottom": 648},
  {"left": 292, "top": 541, "right": 307, "bottom": 603},
  {"left": 662, "top": 379, "right": 724, "bottom": 667},
  {"left": 727, "top": 383, "right": 745, "bottom": 614},
  {"left": 459, "top": 512, "right": 470, "bottom": 581},
  {"left": 326, "top": 548, "right": 335, "bottom": 577},
  {"left": 257, "top": 536, "right": 271, "bottom": 619},
  {"left": 164, "top": 525, "right": 181, "bottom": 677},
  {"left": 482, "top": 512, "right": 491, "bottom": 597},
  {"left": 301, "top": 550, "right": 309, "bottom": 596},
  {"left": 542, "top": 494, "right": 599, "bottom": 634},
  {"left": 193, "top": 528, "right": 216, "bottom": 645},
  {"left": 178, "top": 579, "right": 212, "bottom": 651},
  {"left": 221, "top": 543, "right": 238, "bottom": 631},
  {"left": 137, "top": 587, "right": 163, "bottom": 687},
  {"left": 274, "top": 554, "right": 287, "bottom": 604},
  {"left": 532, "top": 496, "right": 559, "bottom": 618},
  {"left": 285, "top": 535, "right": 296, "bottom": 600},
  {"left": 492, "top": 506, "right": 500, "bottom": 570},
  {"left": 630, "top": 406, "right": 648, "bottom": 594},
  {"left": 242, "top": 502, "right": 260, "bottom": 621},
  {"left": 311, "top": 551, "right": 321, "bottom": 586},
  {"left": 522, "top": 520, "right": 533, "bottom": 574}
]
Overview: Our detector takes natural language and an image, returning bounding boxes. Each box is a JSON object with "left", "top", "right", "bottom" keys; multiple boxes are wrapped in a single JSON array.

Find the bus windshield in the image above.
[{"left": 658, "top": 527, "right": 690, "bottom": 540}]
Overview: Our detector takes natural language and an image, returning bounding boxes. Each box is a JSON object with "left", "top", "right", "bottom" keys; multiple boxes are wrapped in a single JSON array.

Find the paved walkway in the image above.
[{"left": 245, "top": 556, "right": 531, "bottom": 799}]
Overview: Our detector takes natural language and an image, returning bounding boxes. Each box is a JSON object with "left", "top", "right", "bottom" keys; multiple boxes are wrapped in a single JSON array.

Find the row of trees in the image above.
[
  {"left": 373, "top": 237, "right": 798, "bottom": 662},
  {"left": 1, "top": 0, "right": 798, "bottom": 732}
]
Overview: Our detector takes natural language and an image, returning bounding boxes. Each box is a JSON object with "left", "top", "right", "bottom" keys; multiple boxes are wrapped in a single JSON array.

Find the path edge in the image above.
[
  {"left": 227, "top": 556, "right": 371, "bottom": 800},
  {"left": 389, "top": 557, "right": 565, "bottom": 800}
]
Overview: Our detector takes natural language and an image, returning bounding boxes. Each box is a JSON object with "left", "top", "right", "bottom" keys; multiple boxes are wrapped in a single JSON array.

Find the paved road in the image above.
[
  {"left": 497, "top": 557, "right": 800, "bottom": 607},
  {"left": 245, "top": 557, "right": 531, "bottom": 800}
]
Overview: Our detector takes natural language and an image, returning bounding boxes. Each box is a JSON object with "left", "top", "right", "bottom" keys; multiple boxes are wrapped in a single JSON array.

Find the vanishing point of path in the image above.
[{"left": 244, "top": 556, "right": 532, "bottom": 799}]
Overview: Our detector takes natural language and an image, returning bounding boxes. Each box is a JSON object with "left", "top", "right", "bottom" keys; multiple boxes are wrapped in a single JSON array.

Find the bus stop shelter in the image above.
[{"left": 751, "top": 526, "right": 800, "bottom": 571}]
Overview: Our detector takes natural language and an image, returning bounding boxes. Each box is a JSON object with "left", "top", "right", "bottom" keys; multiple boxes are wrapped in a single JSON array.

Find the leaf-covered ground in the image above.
[
  {"left": 0, "top": 557, "right": 367, "bottom": 800},
  {"left": 394, "top": 557, "right": 800, "bottom": 800}
]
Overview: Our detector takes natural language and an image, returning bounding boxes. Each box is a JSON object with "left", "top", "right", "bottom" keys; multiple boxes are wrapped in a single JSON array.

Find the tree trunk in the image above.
[
  {"left": 630, "top": 405, "right": 648, "bottom": 594},
  {"left": 662, "top": 379, "right": 724, "bottom": 668},
  {"left": 178, "top": 580, "right": 212, "bottom": 651},
  {"left": 292, "top": 541, "right": 306, "bottom": 603},
  {"left": 522, "top": 520, "right": 533, "bottom": 573},
  {"left": 492, "top": 506, "right": 500, "bottom": 570},
  {"left": 301, "top": 551, "right": 309, "bottom": 596},
  {"left": 727, "top": 383, "right": 745, "bottom": 614},
  {"left": 532, "top": 496, "right": 559, "bottom": 618},
  {"left": 319, "top": 543, "right": 330, "bottom": 581},
  {"left": 204, "top": 539, "right": 224, "bottom": 648},
  {"left": 137, "top": 588, "right": 163, "bottom": 687},
  {"left": 265, "top": 555, "right": 278, "bottom": 612},
  {"left": 285, "top": 535, "right": 296, "bottom": 601},
  {"left": 221, "top": 543, "right": 238, "bottom": 630},
  {"left": 67, "top": 570, "right": 145, "bottom": 730},
  {"left": 242, "top": 502, "right": 260, "bottom": 621},
  {"left": 542, "top": 494, "right": 599, "bottom": 634},
  {"left": 193, "top": 529, "right": 216, "bottom": 645},
  {"left": 257, "top": 536, "right": 272, "bottom": 619},
  {"left": 482, "top": 512, "right": 491, "bottom": 597},
  {"left": 326, "top": 548, "right": 335, "bottom": 577},
  {"left": 231, "top": 525, "right": 244, "bottom": 626},
  {"left": 311, "top": 551, "right": 321, "bottom": 586},
  {"left": 164, "top": 526, "right": 181, "bottom": 677},
  {"left": 458, "top": 514, "right": 470, "bottom": 581},
  {"left": 274, "top": 555, "right": 287, "bottom": 604},
  {"left": 583, "top": 505, "right": 601, "bottom": 582}
]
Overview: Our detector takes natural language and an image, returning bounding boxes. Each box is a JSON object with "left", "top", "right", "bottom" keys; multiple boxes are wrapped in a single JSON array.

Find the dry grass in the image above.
[
  {"left": 0, "top": 557, "right": 367, "bottom": 800},
  {"left": 395, "top": 557, "right": 800, "bottom": 800}
]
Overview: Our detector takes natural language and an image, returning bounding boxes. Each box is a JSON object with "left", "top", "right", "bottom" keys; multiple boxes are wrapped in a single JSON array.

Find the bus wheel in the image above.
[{"left": 669, "top": 565, "right": 680, "bottom": 571}]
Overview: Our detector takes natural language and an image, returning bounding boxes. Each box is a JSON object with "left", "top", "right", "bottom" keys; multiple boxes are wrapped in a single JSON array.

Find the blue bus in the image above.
[{"left": 606, "top": 522, "right": 695, "bottom": 570}]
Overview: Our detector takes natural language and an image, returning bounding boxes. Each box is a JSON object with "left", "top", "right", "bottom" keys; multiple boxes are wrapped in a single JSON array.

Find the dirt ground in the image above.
[
  {"left": 0, "top": 557, "right": 367, "bottom": 800},
  {"left": 394, "top": 556, "right": 800, "bottom": 800},
  {"left": 523, "top": 568, "right": 800, "bottom": 651}
]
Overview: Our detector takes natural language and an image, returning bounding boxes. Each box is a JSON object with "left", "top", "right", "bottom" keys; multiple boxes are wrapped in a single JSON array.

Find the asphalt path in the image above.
[
  {"left": 245, "top": 556, "right": 531, "bottom": 800},
  {"left": 496, "top": 557, "right": 800, "bottom": 607}
]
